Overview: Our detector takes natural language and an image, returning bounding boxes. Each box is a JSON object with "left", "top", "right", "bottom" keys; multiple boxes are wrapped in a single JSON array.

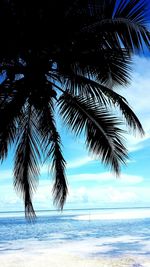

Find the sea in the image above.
[{"left": 0, "top": 207, "right": 150, "bottom": 258}]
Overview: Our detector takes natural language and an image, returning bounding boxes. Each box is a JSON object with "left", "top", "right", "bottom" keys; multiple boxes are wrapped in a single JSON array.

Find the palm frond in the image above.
[
  {"left": 63, "top": 75, "right": 144, "bottom": 135},
  {"left": 80, "top": 0, "right": 150, "bottom": 52},
  {"left": 59, "top": 93, "right": 128, "bottom": 175},
  {"left": 0, "top": 84, "right": 26, "bottom": 161},
  {"left": 14, "top": 102, "right": 41, "bottom": 219},
  {"left": 35, "top": 97, "right": 68, "bottom": 210},
  {"left": 50, "top": 131, "right": 68, "bottom": 209},
  {"left": 56, "top": 47, "right": 132, "bottom": 87},
  {"left": 65, "top": 74, "right": 108, "bottom": 105},
  {"left": 95, "top": 84, "right": 145, "bottom": 136}
]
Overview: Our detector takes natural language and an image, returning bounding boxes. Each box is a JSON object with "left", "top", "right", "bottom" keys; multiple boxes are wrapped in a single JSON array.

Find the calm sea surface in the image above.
[{"left": 0, "top": 208, "right": 150, "bottom": 257}]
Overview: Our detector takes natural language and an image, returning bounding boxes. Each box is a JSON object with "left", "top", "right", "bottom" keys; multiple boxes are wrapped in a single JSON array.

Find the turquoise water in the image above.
[{"left": 0, "top": 208, "right": 150, "bottom": 257}]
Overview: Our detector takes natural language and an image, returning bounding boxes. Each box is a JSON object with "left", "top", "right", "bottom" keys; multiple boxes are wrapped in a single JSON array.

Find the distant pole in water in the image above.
[{"left": 89, "top": 210, "right": 91, "bottom": 222}]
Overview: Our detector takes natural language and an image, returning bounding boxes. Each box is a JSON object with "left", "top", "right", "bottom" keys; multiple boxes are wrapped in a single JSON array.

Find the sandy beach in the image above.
[
  {"left": 0, "top": 250, "right": 150, "bottom": 267},
  {"left": 1, "top": 209, "right": 150, "bottom": 267}
]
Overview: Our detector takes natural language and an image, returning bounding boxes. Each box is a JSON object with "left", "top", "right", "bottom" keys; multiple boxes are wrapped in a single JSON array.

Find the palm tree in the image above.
[{"left": 0, "top": 0, "right": 149, "bottom": 218}]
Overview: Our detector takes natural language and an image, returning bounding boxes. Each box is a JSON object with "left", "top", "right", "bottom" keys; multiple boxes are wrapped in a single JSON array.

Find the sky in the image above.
[{"left": 0, "top": 55, "right": 150, "bottom": 212}]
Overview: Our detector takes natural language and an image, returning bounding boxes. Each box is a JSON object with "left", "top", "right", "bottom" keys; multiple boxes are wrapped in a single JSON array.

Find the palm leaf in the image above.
[
  {"left": 0, "top": 83, "right": 26, "bottom": 161},
  {"left": 61, "top": 75, "right": 144, "bottom": 135},
  {"left": 50, "top": 130, "right": 68, "bottom": 209},
  {"left": 80, "top": 0, "right": 150, "bottom": 52},
  {"left": 95, "top": 84, "right": 145, "bottom": 135},
  {"left": 35, "top": 96, "right": 68, "bottom": 210},
  {"left": 56, "top": 47, "right": 132, "bottom": 87},
  {"left": 59, "top": 93, "right": 128, "bottom": 175},
  {"left": 14, "top": 102, "right": 41, "bottom": 219}
]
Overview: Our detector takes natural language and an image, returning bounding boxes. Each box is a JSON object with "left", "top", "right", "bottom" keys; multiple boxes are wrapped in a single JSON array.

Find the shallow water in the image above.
[{"left": 0, "top": 208, "right": 150, "bottom": 258}]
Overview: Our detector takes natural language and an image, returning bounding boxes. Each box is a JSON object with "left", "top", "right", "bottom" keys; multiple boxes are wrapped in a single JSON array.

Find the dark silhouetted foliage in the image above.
[{"left": 0, "top": 0, "right": 149, "bottom": 218}]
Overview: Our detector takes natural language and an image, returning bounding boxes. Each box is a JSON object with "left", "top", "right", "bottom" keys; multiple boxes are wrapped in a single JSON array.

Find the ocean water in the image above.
[{"left": 0, "top": 208, "right": 150, "bottom": 258}]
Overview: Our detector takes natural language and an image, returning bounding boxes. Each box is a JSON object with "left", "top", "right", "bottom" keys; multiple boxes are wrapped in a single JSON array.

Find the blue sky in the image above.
[{"left": 0, "top": 55, "right": 150, "bottom": 212}]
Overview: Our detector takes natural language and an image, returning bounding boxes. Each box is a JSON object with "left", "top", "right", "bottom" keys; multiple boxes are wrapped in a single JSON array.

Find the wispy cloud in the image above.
[
  {"left": 120, "top": 56, "right": 150, "bottom": 152},
  {"left": 68, "top": 172, "right": 143, "bottom": 184},
  {"left": 39, "top": 155, "right": 95, "bottom": 175},
  {"left": 107, "top": 187, "right": 137, "bottom": 203},
  {"left": 0, "top": 170, "right": 13, "bottom": 180},
  {"left": 67, "top": 156, "right": 94, "bottom": 169},
  {"left": 67, "top": 183, "right": 150, "bottom": 207},
  {"left": 0, "top": 173, "right": 147, "bottom": 211}
]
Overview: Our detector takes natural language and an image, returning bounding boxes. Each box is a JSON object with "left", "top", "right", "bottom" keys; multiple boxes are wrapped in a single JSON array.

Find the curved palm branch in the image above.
[
  {"left": 14, "top": 102, "right": 41, "bottom": 219},
  {"left": 35, "top": 96, "right": 68, "bottom": 210},
  {"left": 58, "top": 75, "right": 144, "bottom": 135},
  {"left": 54, "top": 47, "right": 132, "bottom": 87},
  {"left": 80, "top": 0, "right": 150, "bottom": 52},
  {"left": 0, "top": 82, "right": 26, "bottom": 160},
  {"left": 59, "top": 93, "right": 128, "bottom": 175},
  {"left": 50, "top": 130, "right": 68, "bottom": 209}
]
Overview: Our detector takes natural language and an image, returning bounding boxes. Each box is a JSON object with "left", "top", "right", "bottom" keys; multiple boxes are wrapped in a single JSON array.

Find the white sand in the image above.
[
  {"left": 0, "top": 250, "right": 150, "bottom": 267},
  {"left": 74, "top": 210, "right": 150, "bottom": 221}
]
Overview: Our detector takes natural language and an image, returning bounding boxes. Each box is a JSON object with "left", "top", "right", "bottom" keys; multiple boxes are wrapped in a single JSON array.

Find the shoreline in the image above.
[{"left": 0, "top": 250, "right": 150, "bottom": 267}]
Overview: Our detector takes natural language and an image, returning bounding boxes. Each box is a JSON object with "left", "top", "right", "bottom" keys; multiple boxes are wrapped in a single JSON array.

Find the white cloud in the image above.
[
  {"left": 121, "top": 56, "right": 150, "bottom": 113},
  {"left": 67, "top": 156, "right": 93, "bottom": 169},
  {"left": 126, "top": 159, "right": 136, "bottom": 164},
  {"left": 34, "top": 180, "right": 53, "bottom": 202},
  {"left": 119, "top": 55, "right": 150, "bottom": 151},
  {"left": 0, "top": 169, "right": 13, "bottom": 180},
  {"left": 39, "top": 155, "right": 95, "bottom": 174},
  {"left": 67, "top": 186, "right": 136, "bottom": 205},
  {"left": 117, "top": 174, "right": 143, "bottom": 184},
  {"left": 0, "top": 184, "right": 24, "bottom": 211},
  {"left": 68, "top": 172, "right": 143, "bottom": 184},
  {"left": 67, "top": 184, "right": 150, "bottom": 207},
  {"left": 107, "top": 187, "right": 137, "bottom": 203},
  {"left": 40, "top": 164, "right": 49, "bottom": 174},
  {"left": 0, "top": 172, "right": 148, "bottom": 211}
]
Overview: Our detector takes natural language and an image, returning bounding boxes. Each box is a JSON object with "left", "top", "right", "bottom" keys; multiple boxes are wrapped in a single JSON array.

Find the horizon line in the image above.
[{"left": 0, "top": 206, "right": 150, "bottom": 214}]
